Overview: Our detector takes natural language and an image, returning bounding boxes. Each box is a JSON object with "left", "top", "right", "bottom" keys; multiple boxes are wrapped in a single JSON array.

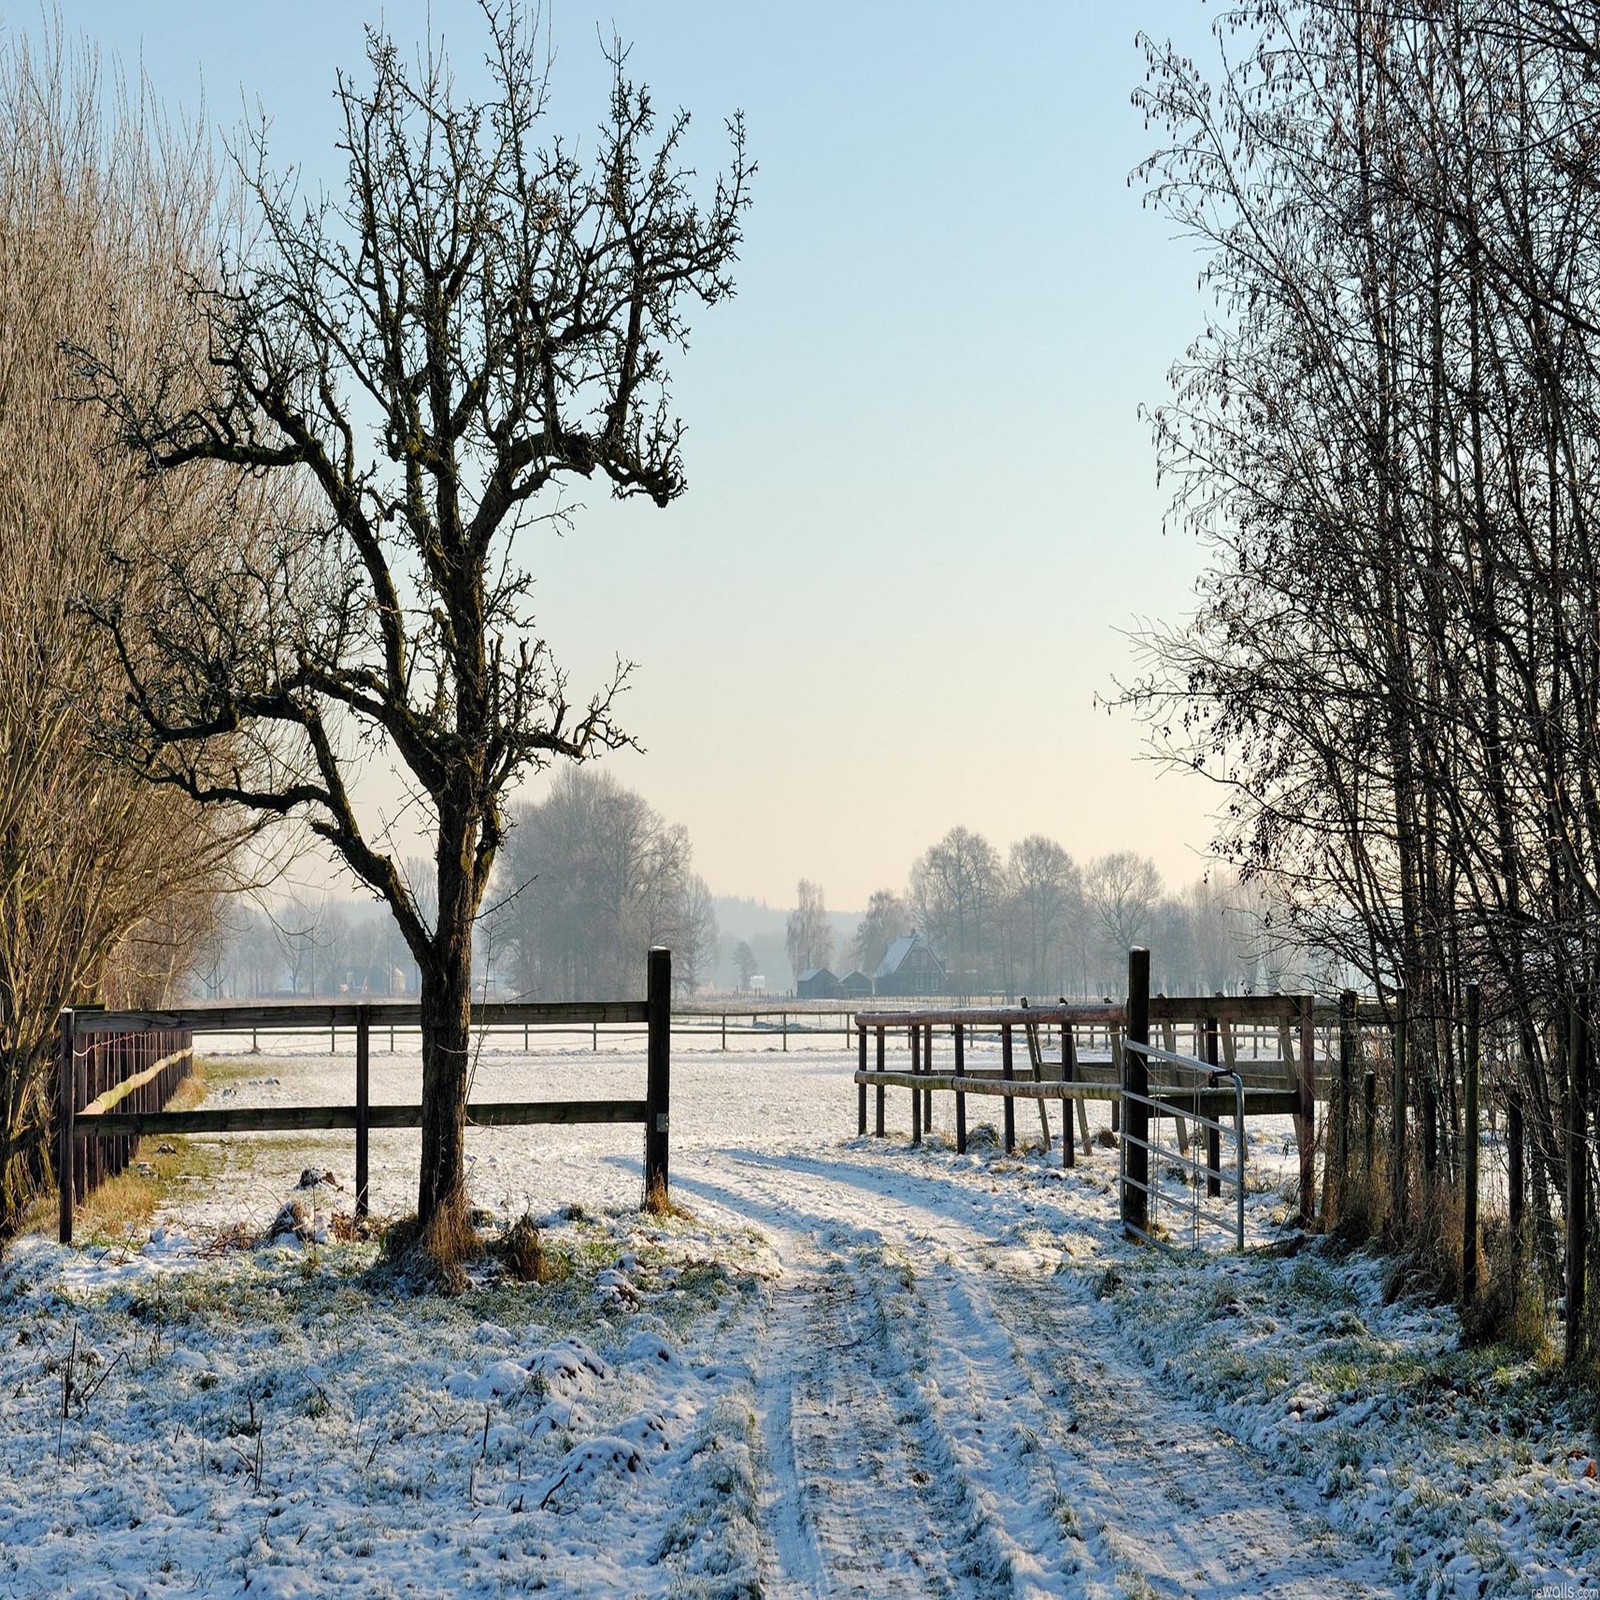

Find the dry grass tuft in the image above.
[
  {"left": 1461, "top": 1218, "right": 1553, "bottom": 1357},
  {"left": 492, "top": 1213, "right": 567, "bottom": 1283},
  {"left": 382, "top": 1199, "right": 482, "bottom": 1293},
  {"left": 642, "top": 1172, "right": 695, "bottom": 1220}
]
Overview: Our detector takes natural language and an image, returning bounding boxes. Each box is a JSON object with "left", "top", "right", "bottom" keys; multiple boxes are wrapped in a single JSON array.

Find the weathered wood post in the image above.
[
  {"left": 1204, "top": 1014, "right": 1221, "bottom": 1199},
  {"left": 1565, "top": 996, "right": 1588, "bottom": 1370},
  {"left": 355, "top": 1005, "right": 371, "bottom": 1220},
  {"left": 910, "top": 1022, "right": 922, "bottom": 1146},
  {"left": 1122, "top": 949, "right": 1151, "bottom": 1239},
  {"left": 923, "top": 1023, "right": 934, "bottom": 1134},
  {"left": 1062, "top": 1018, "right": 1076, "bottom": 1171},
  {"left": 1462, "top": 982, "right": 1480, "bottom": 1307},
  {"left": 1338, "top": 990, "right": 1357, "bottom": 1222},
  {"left": 1297, "top": 994, "right": 1316, "bottom": 1229},
  {"left": 954, "top": 1021, "right": 967, "bottom": 1153},
  {"left": 1390, "top": 988, "right": 1409, "bottom": 1237},
  {"left": 1508, "top": 1076, "right": 1525, "bottom": 1246},
  {"left": 56, "top": 1010, "right": 75, "bottom": 1245},
  {"left": 857, "top": 1025, "right": 868, "bottom": 1136},
  {"left": 644, "top": 947, "right": 672, "bottom": 1204},
  {"left": 875, "top": 1027, "right": 886, "bottom": 1137},
  {"left": 1001, "top": 1024, "right": 1015, "bottom": 1153}
]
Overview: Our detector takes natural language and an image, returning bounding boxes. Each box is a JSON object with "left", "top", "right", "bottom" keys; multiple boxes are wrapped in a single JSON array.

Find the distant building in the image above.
[
  {"left": 838, "top": 969, "right": 873, "bottom": 1001},
  {"left": 796, "top": 966, "right": 842, "bottom": 1001},
  {"left": 872, "top": 933, "right": 946, "bottom": 997},
  {"left": 750, "top": 974, "right": 767, "bottom": 996}
]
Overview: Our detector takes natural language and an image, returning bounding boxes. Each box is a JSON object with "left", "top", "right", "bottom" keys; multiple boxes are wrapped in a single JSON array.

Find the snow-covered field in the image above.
[{"left": 2, "top": 1031, "right": 1596, "bottom": 1598}]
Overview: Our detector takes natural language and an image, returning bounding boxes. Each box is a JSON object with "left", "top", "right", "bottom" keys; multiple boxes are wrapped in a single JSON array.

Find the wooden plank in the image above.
[
  {"left": 70, "top": 999, "right": 652, "bottom": 1036},
  {"left": 852, "top": 1071, "right": 1298, "bottom": 1117},
  {"left": 81, "top": 1099, "right": 651, "bottom": 1137},
  {"left": 855, "top": 1003, "right": 1125, "bottom": 1029},
  {"left": 78, "top": 1050, "right": 191, "bottom": 1118}
]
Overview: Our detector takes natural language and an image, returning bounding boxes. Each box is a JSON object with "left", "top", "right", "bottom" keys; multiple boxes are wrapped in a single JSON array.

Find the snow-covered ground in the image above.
[{"left": 2, "top": 1032, "right": 1596, "bottom": 1597}]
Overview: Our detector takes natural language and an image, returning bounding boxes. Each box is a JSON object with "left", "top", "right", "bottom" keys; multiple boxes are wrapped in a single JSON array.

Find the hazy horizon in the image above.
[{"left": 42, "top": 0, "right": 1227, "bottom": 910}]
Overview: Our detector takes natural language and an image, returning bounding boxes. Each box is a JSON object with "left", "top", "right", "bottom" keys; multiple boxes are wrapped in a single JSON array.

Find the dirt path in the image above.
[{"left": 676, "top": 1148, "right": 1397, "bottom": 1600}]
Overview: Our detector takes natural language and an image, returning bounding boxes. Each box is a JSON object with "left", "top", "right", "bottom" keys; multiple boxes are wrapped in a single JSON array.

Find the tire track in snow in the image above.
[
  {"left": 682, "top": 1148, "right": 1398, "bottom": 1600},
  {"left": 753, "top": 1243, "right": 1018, "bottom": 1599}
]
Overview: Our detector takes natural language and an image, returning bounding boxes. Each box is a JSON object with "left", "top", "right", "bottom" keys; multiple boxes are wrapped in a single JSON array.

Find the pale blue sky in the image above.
[{"left": 40, "top": 1, "right": 1225, "bottom": 908}]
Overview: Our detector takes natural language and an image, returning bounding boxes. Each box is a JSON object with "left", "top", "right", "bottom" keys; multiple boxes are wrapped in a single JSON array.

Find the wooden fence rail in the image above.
[
  {"left": 58, "top": 948, "right": 673, "bottom": 1245},
  {"left": 55, "top": 1018, "right": 195, "bottom": 1236},
  {"left": 852, "top": 968, "right": 1323, "bottom": 1228}
]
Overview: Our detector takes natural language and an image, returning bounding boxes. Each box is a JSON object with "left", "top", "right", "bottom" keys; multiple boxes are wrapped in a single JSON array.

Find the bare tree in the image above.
[
  {"left": 495, "top": 766, "right": 704, "bottom": 1000},
  {"left": 785, "top": 880, "right": 834, "bottom": 980},
  {"left": 1005, "top": 836, "right": 1081, "bottom": 998},
  {"left": 911, "top": 827, "right": 1001, "bottom": 994},
  {"left": 79, "top": 6, "right": 750, "bottom": 1251},
  {"left": 1082, "top": 853, "right": 1161, "bottom": 992},
  {"left": 679, "top": 874, "right": 719, "bottom": 996},
  {"left": 731, "top": 939, "right": 758, "bottom": 992},
  {"left": 0, "top": 32, "right": 252, "bottom": 1229},
  {"left": 847, "top": 889, "right": 910, "bottom": 979}
]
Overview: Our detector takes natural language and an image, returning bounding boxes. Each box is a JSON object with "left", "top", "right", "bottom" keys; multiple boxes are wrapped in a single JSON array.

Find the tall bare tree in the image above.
[
  {"left": 0, "top": 32, "right": 253, "bottom": 1230},
  {"left": 79, "top": 4, "right": 751, "bottom": 1252},
  {"left": 785, "top": 880, "right": 834, "bottom": 980},
  {"left": 848, "top": 889, "right": 911, "bottom": 979}
]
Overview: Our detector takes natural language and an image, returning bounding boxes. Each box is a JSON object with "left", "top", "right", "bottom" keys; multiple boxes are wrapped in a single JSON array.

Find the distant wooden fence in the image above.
[
  {"left": 55, "top": 1018, "right": 196, "bottom": 1219},
  {"left": 848, "top": 952, "right": 1415, "bottom": 1232},
  {"left": 57, "top": 948, "right": 673, "bottom": 1244}
]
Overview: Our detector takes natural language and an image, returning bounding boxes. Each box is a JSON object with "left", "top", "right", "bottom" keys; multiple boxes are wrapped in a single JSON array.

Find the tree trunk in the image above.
[{"left": 416, "top": 930, "right": 473, "bottom": 1228}]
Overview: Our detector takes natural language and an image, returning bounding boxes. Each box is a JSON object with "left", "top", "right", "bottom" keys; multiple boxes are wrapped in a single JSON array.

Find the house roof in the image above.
[
  {"left": 797, "top": 967, "right": 837, "bottom": 984},
  {"left": 873, "top": 933, "right": 943, "bottom": 980}
]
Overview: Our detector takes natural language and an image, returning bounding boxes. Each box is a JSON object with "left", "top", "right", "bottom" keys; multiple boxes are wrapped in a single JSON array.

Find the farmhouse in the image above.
[
  {"left": 871, "top": 933, "right": 946, "bottom": 997},
  {"left": 838, "top": 969, "right": 873, "bottom": 1000}
]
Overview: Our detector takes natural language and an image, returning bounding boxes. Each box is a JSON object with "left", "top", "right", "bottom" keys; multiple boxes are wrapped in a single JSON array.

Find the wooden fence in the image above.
[
  {"left": 850, "top": 956, "right": 1383, "bottom": 1230},
  {"left": 55, "top": 1017, "right": 195, "bottom": 1219},
  {"left": 57, "top": 948, "right": 673, "bottom": 1245}
]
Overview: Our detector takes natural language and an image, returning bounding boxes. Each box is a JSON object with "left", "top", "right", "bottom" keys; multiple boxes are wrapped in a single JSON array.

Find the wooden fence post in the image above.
[
  {"left": 1062, "top": 1020, "right": 1076, "bottom": 1170},
  {"left": 923, "top": 1023, "right": 933, "bottom": 1134},
  {"left": 1297, "top": 994, "right": 1316, "bottom": 1229},
  {"left": 875, "top": 1027, "right": 886, "bottom": 1137},
  {"left": 1204, "top": 1014, "right": 1221, "bottom": 1198},
  {"left": 1462, "top": 982, "right": 1480, "bottom": 1306},
  {"left": 1566, "top": 996, "right": 1588, "bottom": 1370},
  {"left": 1508, "top": 1079, "right": 1525, "bottom": 1246},
  {"left": 910, "top": 1024, "right": 922, "bottom": 1146},
  {"left": 1001, "top": 1024, "right": 1015, "bottom": 1153},
  {"left": 57, "top": 1010, "right": 75, "bottom": 1245},
  {"left": 1390, "top": 988, "right": 1409, "bottom": 1237},
  {"left": 857, "top": 1026, "right": 867, "bottom": 1136},
  {"left": 644, "top": 948, "right": 672, "bottom": 1204},
  {"left": 954, "top": 1022, "right": 967, "bottom": 1153},
  {"left": 1122, "top": 948, "right": 1150, "bottom": 1240},
  {"left": 1337, "top": 990, "right": 1356, "bottom": 1221},
  {"left": 355, "top": 1005, "right": 371, "bottom": 1220}
]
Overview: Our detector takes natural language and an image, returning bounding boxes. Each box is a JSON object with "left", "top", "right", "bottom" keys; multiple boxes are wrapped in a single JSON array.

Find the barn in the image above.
[{"left": 796, "top": 966, "right": 842, "bottom": 1000}]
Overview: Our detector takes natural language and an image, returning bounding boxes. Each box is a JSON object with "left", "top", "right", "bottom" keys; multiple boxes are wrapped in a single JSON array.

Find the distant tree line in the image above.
[{"left": 838, "top": 828, "right": 1298, "bottom": 999}]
